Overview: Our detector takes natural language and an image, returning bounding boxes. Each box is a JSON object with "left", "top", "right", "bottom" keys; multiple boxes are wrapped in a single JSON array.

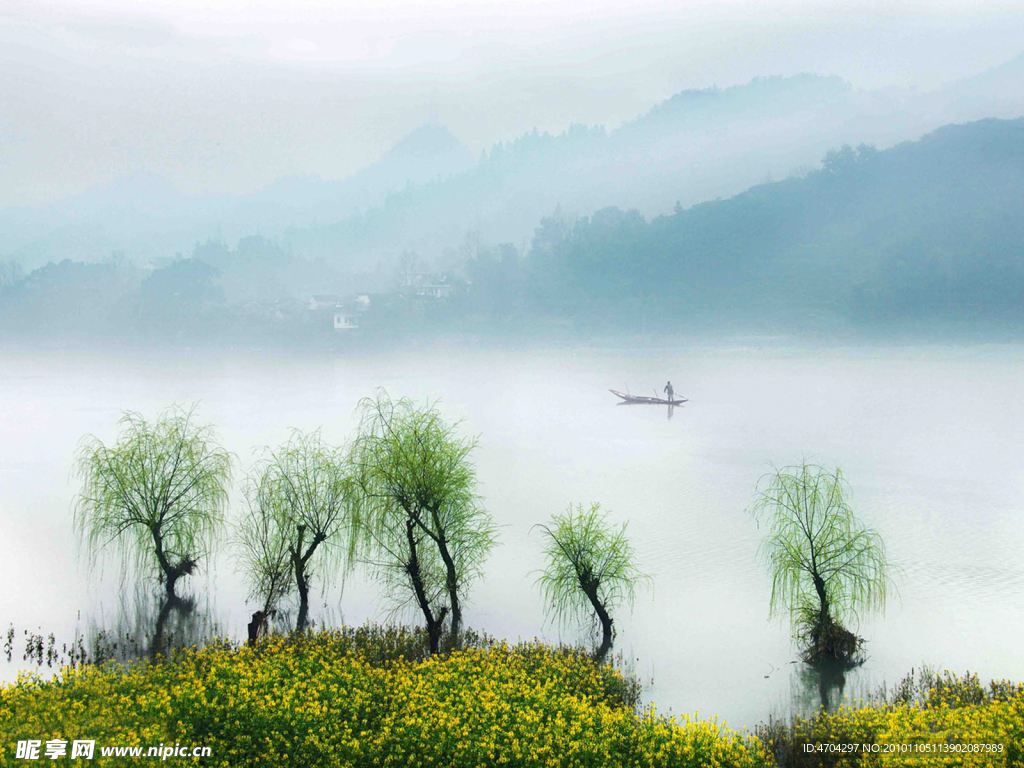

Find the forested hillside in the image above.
[
  {"left": 3, "top": 119, "right": 1023, "bottom": 341},
  {"left": 509, "top": 118, "right": 1024, "bottom": 334}
]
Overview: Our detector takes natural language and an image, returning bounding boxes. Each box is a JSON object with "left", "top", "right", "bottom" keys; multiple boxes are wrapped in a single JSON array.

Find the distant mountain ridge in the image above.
[
  {"left": 0, "top": 121, "right": 475, "bottom": 266},
  {"left": 519, "top": 117, "right": 1024, "bottom": 332},
  {"left": 2, "top": 56, "right": 1024, "bottom": 271},
  {"left": 4, "top": 117, "right": 1024, "bottom": 339},
  {"left": 632, "top": 73, "right": 852, "bottom": 129},
  {"left": 278, "top": 62, "right": 1024, "bottom": 270},
  {"left": 242, "top": 120, "right": 474, "bottom": 220}
]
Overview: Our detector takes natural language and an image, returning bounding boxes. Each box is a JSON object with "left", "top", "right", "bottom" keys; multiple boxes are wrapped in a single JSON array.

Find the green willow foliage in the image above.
[
  {"left": 352, "top": 392, "right": 497, "bottom": 653},
  {"left": 751, "top": 463, "right": 894, "bottom": 663},
  {"left": 235, "top": 475, "right": 292, "bottom": 621},
  {"left": 535, "top": 503, "right": 647, "bottom": 663},
  {"left": 74, "top": 405, "right": 232, "bottom": 601},
  {"left": 235, "top": 430, "right": 361, "bottom": 630}
]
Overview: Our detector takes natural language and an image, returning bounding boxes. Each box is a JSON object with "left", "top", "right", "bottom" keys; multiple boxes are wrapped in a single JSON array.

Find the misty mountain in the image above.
[
  {"left": 3, "top": 57, "right": 1024, "bottom": 276},
  {"left": 220, "top": 120, "right": 475, "bottom": 233},
  {"left": 0, "top": 172, "right": 196, "bottom": 267},
  {"left": 946, "top": 52, "right": 1024, "bottom": 116},
  {"left": 517, "top": 117, "right": 1024, "bottom": 333},
  {"left": 3, "top": 118, "right": 1023, "bottom": 341},
  {"left": 283, "top": 65, "right": 1024, "bottom": 270},
  {"left": 0, "top": 121, "right": 474, "bottom": 268}
]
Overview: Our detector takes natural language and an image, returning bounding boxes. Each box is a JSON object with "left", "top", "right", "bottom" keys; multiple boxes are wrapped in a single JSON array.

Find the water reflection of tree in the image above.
[
  {"left": 87, "top": 587, "right": 221, "bottom": 664},
  {"left": 791, "top": 660, "right": 849, "bottom": 715}
]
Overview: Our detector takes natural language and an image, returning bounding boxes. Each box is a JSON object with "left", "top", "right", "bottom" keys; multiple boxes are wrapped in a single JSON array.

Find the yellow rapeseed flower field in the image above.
[
  {"left": 0, "top": 631, "right": 766, "bottom": 767},
  {"left": 762, "top": 671, "right": 1024, "bottom": 768},
  {"left": 2, "top": 631, "right": 1022, "bottom": 767}
]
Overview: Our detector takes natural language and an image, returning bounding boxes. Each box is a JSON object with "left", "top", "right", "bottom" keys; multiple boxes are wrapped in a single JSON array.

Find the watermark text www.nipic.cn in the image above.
[{"left": 15, "top": 740, "right": 212, "bottom": 760}]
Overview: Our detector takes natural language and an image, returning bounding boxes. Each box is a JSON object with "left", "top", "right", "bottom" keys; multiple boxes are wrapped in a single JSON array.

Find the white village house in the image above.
[{"left": 333, "top": 311, "right": 360, "bottom": 330}]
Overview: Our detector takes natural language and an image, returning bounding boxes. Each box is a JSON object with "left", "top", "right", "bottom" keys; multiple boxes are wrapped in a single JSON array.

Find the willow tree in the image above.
[
  {"left": 357, "top": 490, "right": 449, "bottom": 654},
  {"left": 751, "top": 463, "right": 894, "bottom": 664},
  {"left": 352, "top": 393, "right": 497, "bottom": 653},
  {"left": 74, "top": 405, "right": 231, "bottom": 603},
  {"left": 236, "top": 430, "right": 360, "bottom": 632},
  {"left": 234, "top": 476, "right": 291, "bottom": 624},
  {"left": 535, "top": 503, "right": 647, "bottom": 663}
]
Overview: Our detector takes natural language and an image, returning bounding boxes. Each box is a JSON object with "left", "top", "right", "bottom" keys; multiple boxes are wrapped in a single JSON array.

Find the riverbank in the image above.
[
  {"left": 762, "top": 667, "right": 1023, "bottom": 767},
  {"left": 1, "top": 627, "right": 766, "bottom": 767},
  {"left": 2, "top": 627, "right": 1022, "bottom": 766}
]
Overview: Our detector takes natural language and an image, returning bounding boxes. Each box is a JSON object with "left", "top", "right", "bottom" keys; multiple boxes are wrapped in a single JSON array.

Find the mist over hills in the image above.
[
  {"left": 229, "top": 120, "right": 476, "bottom": 234},
  {"left": 281, "top": 64, "right": 1024, "bottom": 273},
  {"left": 945, "top": 52, "right": 1024, "bottom": 119},
  {"left": 2, "top": 115, "right": 1023, "bottom": 341},
  {"left": 3, "top": 55, "right": 1024, "bottom": 275},
  {"left": 515, "top": 118, "right": 1024, "bottom": 334},
  {"left": 0, "top": 121, "right": 475, "bottom": 268}
]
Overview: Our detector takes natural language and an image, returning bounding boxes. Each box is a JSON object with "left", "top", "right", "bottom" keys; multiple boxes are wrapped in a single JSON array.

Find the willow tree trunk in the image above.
[
  {"left": 405, "top": 518, "right": 445, "bottom": 654},
  {"left": 293, "top": 553, "right": 310, "bottom": 632},
  {"left": 149, "top": 593, "right": 195, "bottom": 661},
  {"left": 152, "top": 523, "right": 194, "bottom": 602},
  {"left": 813, "top": 573, "right": 831, "bottom": 635},
  {"left": 150, "top": 598, "right": 174, "bottom": 661},
  {"left": 433, "top": 527, "right": 462, "bottom": 651},
  {"left": 582, "top": 581, "right": 614, "bottom": 663},
  {"left": 292, "top": 525, "right": 325, "bottom": 632}
]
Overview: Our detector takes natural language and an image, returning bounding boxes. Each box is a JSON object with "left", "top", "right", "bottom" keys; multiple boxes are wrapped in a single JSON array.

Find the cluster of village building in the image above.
[{"left": 306, "top": 270, "right": 454, "bottom": 332}]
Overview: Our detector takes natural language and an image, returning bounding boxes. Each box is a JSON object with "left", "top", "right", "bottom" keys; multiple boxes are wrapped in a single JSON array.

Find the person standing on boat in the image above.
[{"left": 663, "top": 381, "right": 674, "bottom": 402}]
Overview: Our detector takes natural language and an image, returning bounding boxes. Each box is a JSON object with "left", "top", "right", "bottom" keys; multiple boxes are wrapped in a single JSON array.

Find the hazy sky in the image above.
[{"left": 2, "top": 0, "right": 1023, "bottom": 206}]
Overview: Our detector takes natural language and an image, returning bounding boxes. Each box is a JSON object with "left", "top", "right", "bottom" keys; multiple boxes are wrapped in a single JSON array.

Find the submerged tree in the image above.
[
  {"left": 236, "top": 430, "right": 360, "bottom": 632},
  {"left": 352, "top": 393, "right": 497, "bottom": 653},
  {"left": 751, "top": 463, "right": 894, "bottom": 665},
  {"left": 234, "top": 478, "right": 292, "bottom": 624},
  {"left": 74, "top": 405, "right": 231, "bottom": 603},
  {"left": 535, "top": 503, "right": 647, "bottom": 663}
]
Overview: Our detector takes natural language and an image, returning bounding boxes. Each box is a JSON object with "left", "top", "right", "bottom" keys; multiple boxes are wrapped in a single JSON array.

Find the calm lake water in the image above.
[{"left": 2, "top": 339, "right": 1024, "bottom": 729}]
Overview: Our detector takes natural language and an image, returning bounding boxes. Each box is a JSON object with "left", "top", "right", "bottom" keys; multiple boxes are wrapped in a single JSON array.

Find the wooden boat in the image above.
[{"left": 609, "top": 389, "right": 687, "bottom": 406}]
